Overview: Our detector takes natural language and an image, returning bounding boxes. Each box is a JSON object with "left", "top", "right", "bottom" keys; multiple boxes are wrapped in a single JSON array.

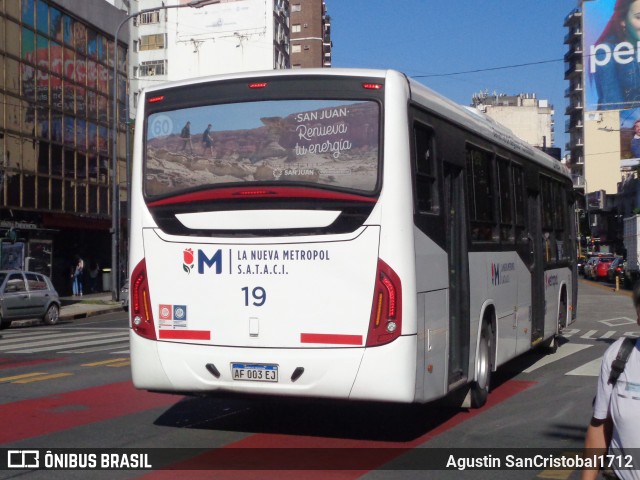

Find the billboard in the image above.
[
  {"left": 584, "top": 0, "right": 640, "bottom": 163},
  {"left": 584, "top": 0, "right": 640, "bottom": 112},
  {"left": 176, "top": 0, "right": 265, "bottom": 41}
]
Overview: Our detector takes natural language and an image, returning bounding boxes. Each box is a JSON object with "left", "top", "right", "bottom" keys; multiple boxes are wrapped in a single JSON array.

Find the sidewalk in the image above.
[
  {"left": 59, "top": 292, "right": 124, "bottom": 321},
  {"left": 9, "top": 292, "right": 124, "bottom": 328}
]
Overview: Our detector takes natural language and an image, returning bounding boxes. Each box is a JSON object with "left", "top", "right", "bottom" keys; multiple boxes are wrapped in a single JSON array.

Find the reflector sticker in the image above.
[
  {"left": 158, "top": 330, "right": 210, "bottom": 340},
  {"left": 300, "top": 333, "right": 363, "bottom": 345}
]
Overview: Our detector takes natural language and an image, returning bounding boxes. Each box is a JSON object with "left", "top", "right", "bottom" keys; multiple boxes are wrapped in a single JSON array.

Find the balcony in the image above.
[
  {"left": 564, "top": 8, "right": 582, "bottom": 27},
  {"left": 564, "top": 84, "right": 583, "bottom": 97},
  {"left": 565, "top": 62, "right": 584, "bottom": 77},
  {"left": 565, "top": 119, "right": 584, "bottom": 132},
  {"left": 572, "top": 175, "right": 586, "bottom": 189}
]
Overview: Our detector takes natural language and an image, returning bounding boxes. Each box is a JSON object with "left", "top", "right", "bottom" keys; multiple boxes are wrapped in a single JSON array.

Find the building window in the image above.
[
  {"left": 292, "top": 44, "right": 301, "bottom": 53},
  {"left": 139, "top": 34, "right": 165, "bottom": 51},
  {"left": 134, "top": 10, "right": 160, "bottom": 26},
  {"left": 292, "top": 24, "right": 301, "bottom": 33},
  {"left": 291, "top": 4, "right": 301, "bottom": 12},
  {"left": 138, "top": 60, "right": 166, "bottom": 77}
]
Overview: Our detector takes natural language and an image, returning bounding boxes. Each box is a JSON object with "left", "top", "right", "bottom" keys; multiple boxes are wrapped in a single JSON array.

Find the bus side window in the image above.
[
  {"left": 541, "top": 175, "right": 558, "bottom": 264},
  {"left": 466, "top": 146, "right": 497, "bottom": 243},
  {"left": 497, "top": 157, "right": 515, "bottom": 243},
  {"left": 413, "top": 123, "right": 439, "bottom": 214}
]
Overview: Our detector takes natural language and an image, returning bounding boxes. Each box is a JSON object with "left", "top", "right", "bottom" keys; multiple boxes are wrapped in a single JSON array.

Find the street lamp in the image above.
[{"left": 111, "top": 0, "right": 221, "bottom": 300}]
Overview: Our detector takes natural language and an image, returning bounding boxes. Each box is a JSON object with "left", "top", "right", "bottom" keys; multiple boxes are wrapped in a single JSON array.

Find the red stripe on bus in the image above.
[
  {"left": 300, "top": 333, "right": 363, "bottom": 345},
  {"left": 159, "top": 330, "right": 211, "bottom": 340}
]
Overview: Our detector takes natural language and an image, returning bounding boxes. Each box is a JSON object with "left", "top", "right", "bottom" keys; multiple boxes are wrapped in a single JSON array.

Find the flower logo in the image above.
[{"left": 183, "top": 248, "right": 195, "bottom": 274}]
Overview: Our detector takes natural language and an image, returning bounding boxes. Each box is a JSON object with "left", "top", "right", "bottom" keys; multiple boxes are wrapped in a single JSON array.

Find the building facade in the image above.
[
  {"left": 289, "top": 0, "right": 331, "bottom": 68},
  {"left": 564, "top": 1, "right": 640, "bottom": 251},
  {"left": 128, "top": 0, "right": 290, "bottom": 115},
  {"left": 0, "top": 0, "right": 128, "bottom": 293},
  {"left": 472, "top": 92, "right": 555, "bottom": 150}
]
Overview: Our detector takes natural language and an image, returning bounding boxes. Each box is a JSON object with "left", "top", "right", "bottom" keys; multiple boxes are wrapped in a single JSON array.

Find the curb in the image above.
[
  {"left": 8, "top": 305, "right": 124, "bottom": 328},
  {"left": 60, "top": 306, "right": 125, "bottom": 321}
]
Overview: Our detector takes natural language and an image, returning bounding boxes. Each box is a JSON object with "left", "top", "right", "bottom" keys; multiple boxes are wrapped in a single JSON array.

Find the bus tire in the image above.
[
  {"left": 542, "top": 288, "right": 568, "bottom": 354},
  {"left": 0, "top": 314, "right": 10, "bottom": 330},
  {"left": 470, "top": 323, "right": 492, "bottom": 408}
]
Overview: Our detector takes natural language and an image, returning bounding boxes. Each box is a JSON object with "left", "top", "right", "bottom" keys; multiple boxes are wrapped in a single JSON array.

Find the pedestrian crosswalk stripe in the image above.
[
  {"left": 0, "top": 332, "right": 127, "bottom": 351},
  {"left": 0, "top": 331, "right": 96, "bottom": 346},
  {"left": 523, "top": 344, "right": 592, "bottom": 373},
  {"left": 5, "top": 335, "right": 130, "bottom": 354},
  {"left": 565, "top": 358, "right": 601, "bottom": 377},
  {"left": 59, "top": 343, "right": 129, "bottom": 354},
  {"left": 580, "top": 330, "right": 598, "bottom": 340}
]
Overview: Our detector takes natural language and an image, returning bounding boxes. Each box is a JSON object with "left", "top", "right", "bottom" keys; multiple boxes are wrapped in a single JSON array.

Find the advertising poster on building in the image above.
[
  {"left": 584, "top": 0, "right": 640, "bottom": 161},
  {"left": 176, "top": 0, "right": 265, "bottom": 41},
  {"left": 584, "top": 0, "right": 640, "bottom": 111}
]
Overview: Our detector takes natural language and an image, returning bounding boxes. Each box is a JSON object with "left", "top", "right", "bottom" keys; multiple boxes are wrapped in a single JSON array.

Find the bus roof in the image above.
[{"left": 141, "top": 68, "right": 570, "bottom": 180}]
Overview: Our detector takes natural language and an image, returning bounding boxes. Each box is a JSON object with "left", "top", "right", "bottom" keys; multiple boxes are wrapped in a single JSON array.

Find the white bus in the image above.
[{"left": 129, "top": 69, "right": 577, "bottom": 408}]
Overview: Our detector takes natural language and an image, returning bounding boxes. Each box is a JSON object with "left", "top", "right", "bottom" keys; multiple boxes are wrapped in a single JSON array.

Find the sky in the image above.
[{"left": 326, "top": 0, "right": 578, "bottom": 155}]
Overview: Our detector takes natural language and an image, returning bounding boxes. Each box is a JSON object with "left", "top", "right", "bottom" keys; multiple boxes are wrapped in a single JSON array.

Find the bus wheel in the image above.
[
  {"left": 542, "top": 290, "right": 567, "bottom": 354},
  {"left": 470, "top": 323, "right": 492, "bottom": 408},
  {"left": 0, "top": 315, "right": 10, "bottom": 330}
]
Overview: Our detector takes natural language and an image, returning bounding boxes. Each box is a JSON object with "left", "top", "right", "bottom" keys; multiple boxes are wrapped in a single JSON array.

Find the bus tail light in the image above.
[
  {"left": 130, "top": 259, "right": 157, "bottom": 340},
  {"left": 366, "top": 259, "right": 402, "bottom": 346}
]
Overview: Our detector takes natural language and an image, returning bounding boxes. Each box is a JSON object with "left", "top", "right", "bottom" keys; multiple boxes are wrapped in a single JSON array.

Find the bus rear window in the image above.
[{"left": 144, "top": 99, "right": 380, "bottom": 197}]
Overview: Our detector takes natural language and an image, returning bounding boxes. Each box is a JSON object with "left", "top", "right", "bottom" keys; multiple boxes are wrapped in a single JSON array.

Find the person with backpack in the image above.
[{"left": 582, "top": 282, "right": 640, "bottom": 480}]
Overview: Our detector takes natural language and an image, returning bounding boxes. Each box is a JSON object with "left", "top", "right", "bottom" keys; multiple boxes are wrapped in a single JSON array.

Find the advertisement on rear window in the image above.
[{"left": 145, "top": 99, "right": 380, "bottom": 196}]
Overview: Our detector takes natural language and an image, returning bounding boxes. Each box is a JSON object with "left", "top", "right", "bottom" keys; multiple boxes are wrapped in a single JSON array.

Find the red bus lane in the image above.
[
  {"left": 0, "top": 379, "right": 533, "bottom": 475},
  {"left": 141, "top": 379, "right": 535, "bottom": 477},
  {"left": 0, "top": 381, "right": 176, "bottom": 444}
]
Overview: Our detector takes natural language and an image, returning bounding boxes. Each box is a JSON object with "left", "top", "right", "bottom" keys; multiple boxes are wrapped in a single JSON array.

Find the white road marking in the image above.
[{"left": 523, "top": 343, "right": 593, "bottom": 373}]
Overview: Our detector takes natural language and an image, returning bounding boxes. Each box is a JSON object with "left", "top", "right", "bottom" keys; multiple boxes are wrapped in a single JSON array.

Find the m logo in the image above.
[{"left": 491, "top": 263, "right": 500, "bottom": 286}]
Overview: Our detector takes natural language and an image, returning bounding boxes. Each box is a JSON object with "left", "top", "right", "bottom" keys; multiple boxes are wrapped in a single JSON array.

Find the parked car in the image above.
[
  {"left": 607, "top": 257, "right": 625, "bottom": 284},
  {"left": 0, "top": 270, "right": 61, "bottom": 329},
  {"left": 120, "top": 280, "right": 129, "bottom": 312},
  {"left": 593, "top": 256, "right": 616, "bottom": 281},
  {"left": 583, "top": 257, "right": 599, "bottom": 279},
  {"left": 577, "top": 255, "right": 587, "bottom": 275}
]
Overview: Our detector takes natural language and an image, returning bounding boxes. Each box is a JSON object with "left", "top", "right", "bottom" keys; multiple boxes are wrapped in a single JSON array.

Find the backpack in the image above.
[{"left": 608, "top": 337, "right": 637, "bottom": 386}]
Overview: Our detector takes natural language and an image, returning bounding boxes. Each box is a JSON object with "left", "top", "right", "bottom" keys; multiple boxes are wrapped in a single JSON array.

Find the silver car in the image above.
[
  {"left": 120, "top": 280, "right": 129, "bottom": 312},
  {"left": 0, "top": 270, "right": 61, "bottom": 329}
]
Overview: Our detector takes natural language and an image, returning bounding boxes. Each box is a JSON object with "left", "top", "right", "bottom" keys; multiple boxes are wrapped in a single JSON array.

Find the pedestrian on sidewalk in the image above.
[
  {"left": 71, "top": 255, "right": 84, "bottom": 296},
  {"left": 581, "top": 282, "right": 640, "bottom": 480},
  {"left": 88, "top": 262, "right": 100, "bottom": 293}
]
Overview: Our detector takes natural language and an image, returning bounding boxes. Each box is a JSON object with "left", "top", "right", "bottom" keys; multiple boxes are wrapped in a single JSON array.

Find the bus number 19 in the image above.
[{"left": 242, "top": 286, "right": 266, "bottom": 307}]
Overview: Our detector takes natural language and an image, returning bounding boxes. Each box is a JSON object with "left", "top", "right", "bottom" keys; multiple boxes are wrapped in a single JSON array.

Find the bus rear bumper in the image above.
[{"left": 130, "top": 332, "right": 417, "bottom": 403}]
